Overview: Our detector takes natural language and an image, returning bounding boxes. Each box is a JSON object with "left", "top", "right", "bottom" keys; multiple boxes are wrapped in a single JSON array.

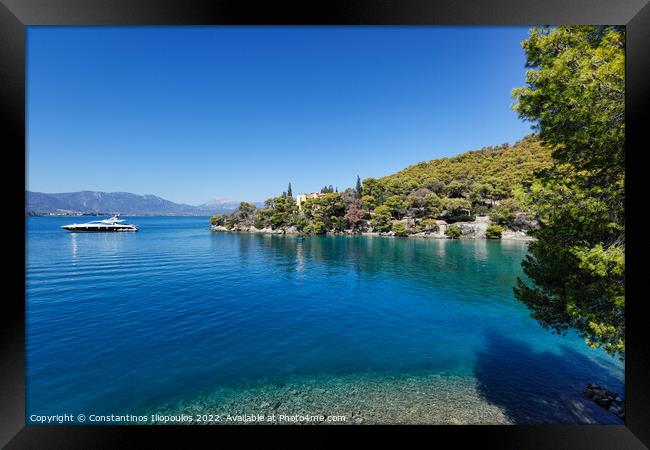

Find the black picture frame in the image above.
[{"left": 2, "top": 1, "right": 649, "bottom": 448}]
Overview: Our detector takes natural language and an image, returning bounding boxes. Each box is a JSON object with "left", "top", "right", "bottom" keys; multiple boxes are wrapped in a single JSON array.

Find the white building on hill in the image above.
[{"left": 296, "top": 192, "right": 324, "bottom": 211}]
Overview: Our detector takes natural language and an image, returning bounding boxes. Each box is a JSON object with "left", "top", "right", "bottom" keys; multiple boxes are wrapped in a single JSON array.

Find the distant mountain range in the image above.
[{"left": 26, "top": 190, "right": 260, "bottom": 216}]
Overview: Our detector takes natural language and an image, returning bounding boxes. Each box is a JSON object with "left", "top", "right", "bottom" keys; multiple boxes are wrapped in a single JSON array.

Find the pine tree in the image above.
[
  {"left": 287, "top": 183, "right": 293, "bottom": 198},
  {"left": 355, "top": 175, "right": 362, "bottom": 199},
  {"left": 512, "top": 26, "right": 625, "bottom": 358}
]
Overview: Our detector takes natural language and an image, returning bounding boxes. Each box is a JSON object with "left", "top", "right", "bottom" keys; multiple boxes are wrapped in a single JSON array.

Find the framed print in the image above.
[{"left": 2, "top": 0, "right": 649, "bottom": 448}]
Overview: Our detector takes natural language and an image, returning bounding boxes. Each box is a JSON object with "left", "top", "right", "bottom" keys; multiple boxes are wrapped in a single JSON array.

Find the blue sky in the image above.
[{"left": 27, "top": 26, "right": 534, "bottom": 205}]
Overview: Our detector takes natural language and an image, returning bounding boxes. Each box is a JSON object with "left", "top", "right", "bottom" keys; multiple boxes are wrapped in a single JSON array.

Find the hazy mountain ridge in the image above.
[{"left": 26, "top": 190, "right": 258, "bottom": 216}]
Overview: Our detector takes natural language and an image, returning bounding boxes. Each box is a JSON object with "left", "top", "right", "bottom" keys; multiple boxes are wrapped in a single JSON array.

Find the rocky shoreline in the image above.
[{"left": 211, "top": 216, "right": 534, "bottom": 241}]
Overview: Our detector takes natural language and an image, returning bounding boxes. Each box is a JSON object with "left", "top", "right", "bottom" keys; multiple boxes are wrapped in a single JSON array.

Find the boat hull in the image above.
[{"left": 62, "top": 226, "right": 137, "bottom": 232}]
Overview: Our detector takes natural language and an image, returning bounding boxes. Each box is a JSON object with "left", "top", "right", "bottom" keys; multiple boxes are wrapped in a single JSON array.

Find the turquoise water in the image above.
[{"left": 26, "top": 216, "right": 623, "bottom": 424}]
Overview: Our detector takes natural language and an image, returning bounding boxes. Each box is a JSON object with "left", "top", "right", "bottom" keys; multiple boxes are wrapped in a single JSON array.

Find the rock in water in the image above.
[{"left": 595, "top": 397, "right": 612, "bottom": 408}]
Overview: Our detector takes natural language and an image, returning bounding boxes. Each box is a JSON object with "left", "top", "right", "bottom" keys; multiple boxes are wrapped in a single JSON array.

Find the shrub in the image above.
[
  {"left": 210, "top": 215, "right": 224, "bottom": 226},
  {"left": 331, "top": 216, "right": 346, "bottom": 232},
  {"left": 270, "top": 212, "right": 285, "bottom": 228},
  {"left": 485, "top": 224, "right": 503, "bottom": 239},
  {"left": 392, "top": 222, "right": 408, "bottom": 236},
  {"left": 419, "top": 218, "right": 439, "bottom": 232},
  {"left": 292, "top": 215, "right": 309, "bottom": 232},
  {"left": 445, "top": 224, "right": 462, "bottom": 239},
  {"left": 306, "top": 220, "right": 327, "bottom": 235}
]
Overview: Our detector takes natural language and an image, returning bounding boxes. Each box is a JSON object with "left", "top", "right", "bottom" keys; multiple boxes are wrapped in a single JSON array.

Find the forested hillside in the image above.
[
  {"left": 375, "top": 134, "right": 550, "bottom": 201},
  {"left": 211, "top": 134, "right": 552, "bottom": 237}
]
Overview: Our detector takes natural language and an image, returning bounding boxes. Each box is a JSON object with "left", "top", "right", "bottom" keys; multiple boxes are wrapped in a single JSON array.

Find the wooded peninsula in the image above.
[{"left": 210, "top": 135, "right": 551, "bottom": 240}]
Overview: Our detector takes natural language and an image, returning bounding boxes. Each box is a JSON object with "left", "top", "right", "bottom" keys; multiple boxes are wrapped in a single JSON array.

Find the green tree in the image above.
[
  {"left": 445, "top": 180, "right": 465, "bottom": 198},
  {"left": 385, "top": 179, "right": 417, "bottom": 197},
  {"left": 266, "top": 195, "right": 298, "bottom": 228},
  {"left": 362, "top": 178, "right": 386, "bottom": 204},
  {"left": 423, "top": 178, "right": 445, "bottom": 194},
  {"left": 440, "top": 198, "right": 472, "bottom": 222},
  {"left": 293, "top": 215, "right": 309, "bottom": 232},
  {"left": 470, "top": 183, "right": 494, "bottom": 204},
  {"left": 361, "top": 195, "right": 377, "bottom": 210},
  {"left": 384, "top": 195, "right": 407, "bottom": 219},
  {"left": 287, "top": 183, "right": 293, "bottom": 198},
  {"left": 490, "top": 198, "right": 521, "bottom": 228},
  {"left": 254, "top": 208, "right": 273, "bottom": 229},
  {"left": 512, "top": 26, "right": 625, "bottom": 358},
  {"left": 356, "top": 175, "right": 363, "bottom": 199},
  {"left": 302, "top": 193, "right": 345, "bottom": 231},
  {"left": 238, "top": 202, "right": 256, "bottom": 214},
  {"left": 424, "top": 193, "right": 442, "bottom": 218},
  {"left": 371, "top": 205, "right": 393, "bottom": 232}
]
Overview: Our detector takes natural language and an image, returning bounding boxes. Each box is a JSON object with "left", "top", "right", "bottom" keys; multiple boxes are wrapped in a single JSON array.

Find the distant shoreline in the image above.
[{"left": 210, "top": 224, "right": 534, "bottom": 241}]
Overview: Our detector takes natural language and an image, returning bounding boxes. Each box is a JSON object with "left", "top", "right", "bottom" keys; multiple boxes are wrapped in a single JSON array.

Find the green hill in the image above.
[
  {"left": 367, "top": 134, "right": 552, "bottom": 203},
  {"left": 212, "top": 134, "right": 553, "bottom": 235}
]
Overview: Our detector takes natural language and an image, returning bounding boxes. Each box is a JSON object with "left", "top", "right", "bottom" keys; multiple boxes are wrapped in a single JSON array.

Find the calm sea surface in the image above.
[{"left": 26, "top": 216, "right": 624, "bottom": 424}]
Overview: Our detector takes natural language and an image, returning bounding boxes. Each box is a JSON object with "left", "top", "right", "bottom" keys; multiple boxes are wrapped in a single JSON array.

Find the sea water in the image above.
[{"left": 26, "top": 216, "right": 624, "bottom": 424}]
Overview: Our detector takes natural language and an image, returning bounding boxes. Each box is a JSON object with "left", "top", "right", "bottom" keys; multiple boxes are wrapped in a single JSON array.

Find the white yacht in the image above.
[{"left": 62, "top": 216, "right": 138, "bottom": 232}]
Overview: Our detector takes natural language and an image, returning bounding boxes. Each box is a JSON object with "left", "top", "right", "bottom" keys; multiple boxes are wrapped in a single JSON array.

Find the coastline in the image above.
[{"left": 210, "top": 224, "right": 535, "bottom": 241}]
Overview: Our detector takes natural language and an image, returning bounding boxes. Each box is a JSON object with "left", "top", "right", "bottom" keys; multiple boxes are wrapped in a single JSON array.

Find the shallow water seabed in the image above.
[
  {"left": 153, "top": 372, "right": 511, "bottom": 425},
  {"left": 152, "top": 369, "right": 620, "bottom": 425}
]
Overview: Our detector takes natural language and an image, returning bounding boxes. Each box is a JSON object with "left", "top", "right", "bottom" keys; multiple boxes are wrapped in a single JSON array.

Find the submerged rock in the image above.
[
  {"left": 592, "top": 388, "right": 606, "bottom": 397},
  {"left": 595, "top": 397, "right": 612, "bottom": 408},
  {"left": 583, "top": 383, "right": 624, "bottom": 417}
]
